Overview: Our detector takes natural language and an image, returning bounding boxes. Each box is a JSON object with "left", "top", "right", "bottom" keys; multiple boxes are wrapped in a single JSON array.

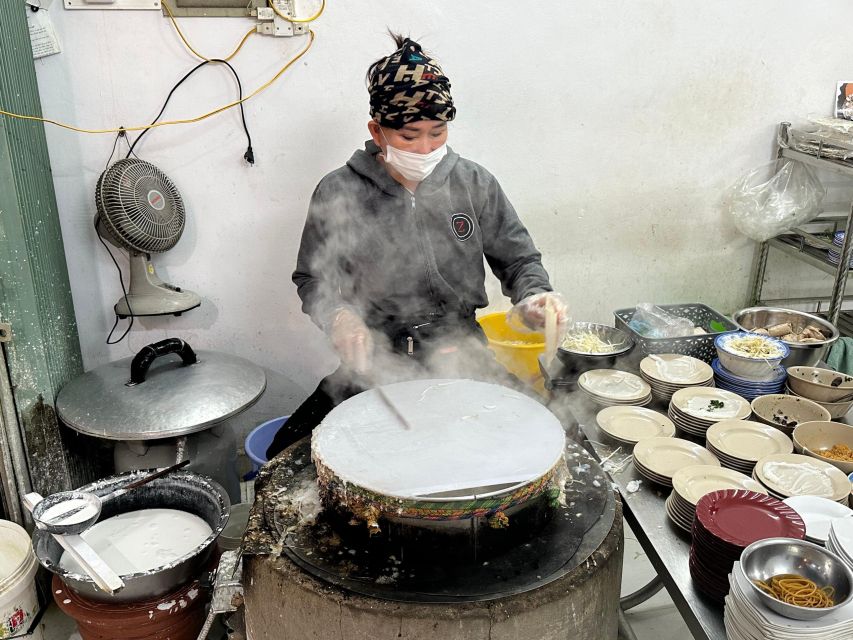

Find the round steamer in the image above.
[{"left": 311, "top": 379, "right": 566, "bottom": 530}]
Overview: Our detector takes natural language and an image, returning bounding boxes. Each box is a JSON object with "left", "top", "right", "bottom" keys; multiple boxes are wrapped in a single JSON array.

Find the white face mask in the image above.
[{"left": 381, "top": 131, "right": 447, "bottom": 182}]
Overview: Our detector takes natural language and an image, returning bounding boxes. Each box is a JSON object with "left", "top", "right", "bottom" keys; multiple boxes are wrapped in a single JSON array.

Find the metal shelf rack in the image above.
[{"left": 749, "top": 122, "right": 853, "bottom": 334}]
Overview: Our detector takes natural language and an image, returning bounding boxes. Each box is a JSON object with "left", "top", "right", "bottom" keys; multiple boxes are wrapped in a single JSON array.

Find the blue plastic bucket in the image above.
[{"left": 244, "top": 416, "right": 289, "bottom": 478}]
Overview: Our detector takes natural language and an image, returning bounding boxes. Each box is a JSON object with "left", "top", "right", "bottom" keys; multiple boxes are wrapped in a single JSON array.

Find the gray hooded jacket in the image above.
[{"left": 292, "top": 141, "right": 553, "bottom": 332}]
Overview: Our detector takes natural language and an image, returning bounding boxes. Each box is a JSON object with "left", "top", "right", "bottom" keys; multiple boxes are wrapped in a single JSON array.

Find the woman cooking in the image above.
[{"left": 267, "top": 34, "right": 568, "bottom": 458}]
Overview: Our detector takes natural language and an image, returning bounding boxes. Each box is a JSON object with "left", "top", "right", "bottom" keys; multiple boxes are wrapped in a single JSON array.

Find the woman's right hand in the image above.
[{"left": 329, "top": 308, "right": 373, "bottom": 373}]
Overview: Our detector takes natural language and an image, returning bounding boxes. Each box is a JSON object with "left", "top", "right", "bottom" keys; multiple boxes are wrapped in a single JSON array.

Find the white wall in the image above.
[{"left": 32, "top": 0, "right": 853, "bottom": 396}]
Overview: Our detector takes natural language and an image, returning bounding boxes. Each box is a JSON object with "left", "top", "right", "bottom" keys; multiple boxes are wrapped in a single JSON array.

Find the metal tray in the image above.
[{"left": 614, "top": 303, "right": 737, "bottom": 364}]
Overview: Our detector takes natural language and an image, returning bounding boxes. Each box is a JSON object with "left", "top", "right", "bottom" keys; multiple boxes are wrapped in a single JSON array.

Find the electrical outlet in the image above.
[{"left": 267, "top": 0, "right": 308, "bottom": 36}]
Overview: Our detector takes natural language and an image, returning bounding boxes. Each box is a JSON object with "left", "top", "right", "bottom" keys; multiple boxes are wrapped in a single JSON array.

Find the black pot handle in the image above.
[{"left": 129, "top": 338, "right": 198, "bottom": 385}]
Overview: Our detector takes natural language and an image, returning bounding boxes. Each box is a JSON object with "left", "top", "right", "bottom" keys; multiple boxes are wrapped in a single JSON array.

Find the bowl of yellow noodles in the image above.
[{"left": 741, "top": 538, "right": 853, "bottom": 620}]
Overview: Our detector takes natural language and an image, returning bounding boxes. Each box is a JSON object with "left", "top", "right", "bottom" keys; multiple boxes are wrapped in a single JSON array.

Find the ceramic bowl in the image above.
[
  {"left": 787, "top": 366, "right": 853, "bottom": 403},
  {"left": 751, "top": 394, "right": 831, "bottom": 432},
  {"left": 715, "top": 332, "right": 788, "bottom": 381},
  {"left": 787, "top": 385, "right": 853, "bottom": 419},
  {"left": 793, "top": 421, "right": 853, "bottom": 475}
]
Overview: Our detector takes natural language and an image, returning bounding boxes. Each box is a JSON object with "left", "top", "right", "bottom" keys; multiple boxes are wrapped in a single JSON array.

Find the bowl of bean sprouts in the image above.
[{"left": 557, "top": 322, "right": 634, "bottom": 372}]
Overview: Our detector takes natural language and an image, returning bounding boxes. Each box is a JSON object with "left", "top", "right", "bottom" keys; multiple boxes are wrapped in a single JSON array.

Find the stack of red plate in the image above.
[{"left": 690, "top": 489, "right": 805, "bottom": 603}]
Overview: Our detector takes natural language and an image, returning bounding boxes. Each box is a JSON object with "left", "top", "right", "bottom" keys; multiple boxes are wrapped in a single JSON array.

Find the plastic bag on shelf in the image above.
[
  {"left": 727, "top": 159, "right": 825, "bottom": 242},
  {"left": 627, "top": 303, "right": 695, "bottom": 338}
]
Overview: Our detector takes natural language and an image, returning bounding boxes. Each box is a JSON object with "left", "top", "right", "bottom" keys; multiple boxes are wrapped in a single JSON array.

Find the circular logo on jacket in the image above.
[{"left": 450, "top": 213, "right": 474, "bottom": 241}]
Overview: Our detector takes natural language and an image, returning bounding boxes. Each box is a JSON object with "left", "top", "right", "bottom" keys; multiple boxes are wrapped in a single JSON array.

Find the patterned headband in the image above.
[{"left": 367, "top": 39, "right": 456, "bottom": 128}]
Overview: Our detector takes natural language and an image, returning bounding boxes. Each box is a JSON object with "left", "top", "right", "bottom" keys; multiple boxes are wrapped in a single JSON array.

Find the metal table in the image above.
[{"left": 544, "top": 362, "right": 726, "bottom": 640}]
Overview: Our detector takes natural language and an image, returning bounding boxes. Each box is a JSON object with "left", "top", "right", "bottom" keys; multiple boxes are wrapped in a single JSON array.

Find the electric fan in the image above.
[{"left": 95, "top": 158, "right": 201, "bottom": 318}]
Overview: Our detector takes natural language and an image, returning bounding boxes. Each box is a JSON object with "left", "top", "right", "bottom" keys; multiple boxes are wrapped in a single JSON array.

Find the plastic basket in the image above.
[{"left": 614, "top": 303, "right": 737, "bottom": 364}]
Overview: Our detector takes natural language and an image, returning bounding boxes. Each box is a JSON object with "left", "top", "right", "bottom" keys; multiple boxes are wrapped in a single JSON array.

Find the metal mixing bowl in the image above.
[
  {"left": 741, "top": 538, "right": 853, "bottom": 620},
  {"left": 556, "top": 323, "right": 634, "bottom": 373},
  {"left": 33, "top": 470, "right": 230, "bottom": 602},
  {"left": 732, "top": 307, "right": 839, "bottom": 369}
]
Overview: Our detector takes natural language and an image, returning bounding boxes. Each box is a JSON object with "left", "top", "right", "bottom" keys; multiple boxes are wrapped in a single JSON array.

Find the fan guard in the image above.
[{"left": 96, "top": 158, "right": 185, "bottom": 254}]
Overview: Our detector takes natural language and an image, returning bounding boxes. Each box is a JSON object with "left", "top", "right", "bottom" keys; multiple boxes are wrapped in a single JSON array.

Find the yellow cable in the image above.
[
  {"left": 161, "top": 0, "right": 256, "bottom": 62},
  {"left": 268, "top": 0, "right": 325, "bottom": 24},
  {"left": 0, "top": 31, "right": 315, "bottom": 135}
]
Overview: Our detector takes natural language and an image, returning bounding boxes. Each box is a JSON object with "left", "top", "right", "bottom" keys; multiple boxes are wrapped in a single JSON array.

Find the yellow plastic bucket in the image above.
[{"left": 478, "top": 311, "right": 545, "bottom": 386}]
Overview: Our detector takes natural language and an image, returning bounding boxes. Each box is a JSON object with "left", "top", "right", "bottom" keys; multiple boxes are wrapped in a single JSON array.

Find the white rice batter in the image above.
[{"left": 59, "top": 508, "right": 212, "bottom": 575}]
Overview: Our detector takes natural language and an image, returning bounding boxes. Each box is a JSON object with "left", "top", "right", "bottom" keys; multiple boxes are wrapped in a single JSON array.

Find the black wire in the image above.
[
  {"left": 99, "top": 132, "right": 136, "bottom": 344},
  {"left": 127, "top": 58, "right": 254, "bottom": 164},
  {"left": 104, "top": 128, "right": 124, "bottom": 170},
  {"left": 95, "top": 217, "right": 135, "bottom": 344}
]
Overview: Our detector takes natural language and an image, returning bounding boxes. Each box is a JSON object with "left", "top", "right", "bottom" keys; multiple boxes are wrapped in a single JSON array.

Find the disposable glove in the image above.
[
  {"left": 329, "top": 308, "right": 373, "bottom": 373},
  {"left": 508, "top": 292, "right": 571, "bottom": 337}
]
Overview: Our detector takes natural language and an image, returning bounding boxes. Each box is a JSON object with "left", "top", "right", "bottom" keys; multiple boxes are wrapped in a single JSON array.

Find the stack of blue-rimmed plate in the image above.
[
  {"left": 827, "top": 231, "right": 853, "bottom": 268},
  {"left": 712, "top": 358, "right": 786, "bottom": 401}
]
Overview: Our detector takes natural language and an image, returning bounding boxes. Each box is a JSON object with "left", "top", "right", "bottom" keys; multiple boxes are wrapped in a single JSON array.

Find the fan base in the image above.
[{"left": 115, "top": 289, "right": 201, "bottom": 318}]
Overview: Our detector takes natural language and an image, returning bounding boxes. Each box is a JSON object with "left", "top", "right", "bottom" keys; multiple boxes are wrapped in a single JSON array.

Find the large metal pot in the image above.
[
  {"left": 732, "top": 307, "right": 839, "bottom": 368},
  {"left": 56, "top": 338, "right": 266, "bottom": 503},
  {"left": 33, "top": 470, "right": 230, "bottom": 602}
]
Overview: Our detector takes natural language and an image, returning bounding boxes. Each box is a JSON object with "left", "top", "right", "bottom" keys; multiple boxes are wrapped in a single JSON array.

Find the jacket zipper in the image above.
[{"left": 410, "top": 195, "right": 438, "bottom": 312}]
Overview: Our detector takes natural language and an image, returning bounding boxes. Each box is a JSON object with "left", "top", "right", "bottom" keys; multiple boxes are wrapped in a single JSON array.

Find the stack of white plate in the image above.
[
  {"left": 753, "top": 453, "right": 851, "bottom": 506},
  {"left": 666, "top": 465, "right": 767, "bottom": 533},
  {"left": 827, "top": 231, "right": 853, "bottom": 267},
  {"left": 725, "top": 561, "right": 853, "bottom": 640},
  {"left": 578, "top": 369, "right": 652, "bottom": 407},
  {"left": 667, "top": 387, "right": 752, "bottom": 438},
  {"left": 783, "top": 495, "right": 853, "bottom": 545},
  {"left": 632, "top": 437, "right": 719, "bottom": 487},
  {"left": 827, "top": 518, "right": 853, "bottom": 571},
  {"left": 705, "top": 420, "right": 794, "bottom": 475},
  {"left": 639, "top": 354, "right": 714, "bottom": 403},
  {"left": 596, "top": 406, "right": 676, "bottom": 445}
]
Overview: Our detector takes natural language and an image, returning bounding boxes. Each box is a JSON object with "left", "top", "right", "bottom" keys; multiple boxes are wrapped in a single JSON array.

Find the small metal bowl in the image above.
[
  {"left": 556, "top": 323, "right": 634, "bottom": 373},
  {"left": 732, "top": 307, "right": 839, "bottom": 369},
  {"left": 32, "top": 491, "right": 101, "bottom": 536},
  {"left": 741, "top": 537, "right": 853, "bottom": 620}
]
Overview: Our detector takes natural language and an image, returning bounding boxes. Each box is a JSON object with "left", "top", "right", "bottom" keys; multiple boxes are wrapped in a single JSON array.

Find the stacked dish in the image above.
[
  {"left": 828, "top": 519, "right": 853, "bottom": 572},
  {"left": 578, "top": 369, "right": 651, "bottom": 407},
  {"left": 639, "top": 354, "right": 714, "bottom": 403},
  {"left": 705, "top": 420, "right": 794, "bottom": 475},
  {"left": 753, "top": 454, "right": 851, "bottom": 506},
  {"left": 691, "top": 489, "right": 805, "bottom": 602},
  {"left": 725, "top": 560, "right": 853, "bottom": 639},
  {"left": 783, "top": 495, "right": 853, "bottom": 545},
  {"left": 751, "top": 394, "right": 831, "bottom": 437},
  {"left": 596, "top": 406, "right": 675, "bottom": 445},
  {"left": 632, "top": 437, "right": 719, "bottom": 487},
  {"left": 827, "top": 231, "right": 853, "bottom": 267},
  {"left": 666, "top": 465, "right": 767, "bottom": 534},
  {"left": 787, "top": 366, "right": 853, "bottom": 419},
  {"left": 712, "top": 358, "right": 787, "bottom": 401},
  {"left": 668, "top": 387, "right": 752, "bottom": 438}
]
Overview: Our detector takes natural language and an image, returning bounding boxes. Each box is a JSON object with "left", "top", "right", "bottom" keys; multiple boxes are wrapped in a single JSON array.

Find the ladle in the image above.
[{"left": 33, "top": 460, "right": 191, "bottom": 536}]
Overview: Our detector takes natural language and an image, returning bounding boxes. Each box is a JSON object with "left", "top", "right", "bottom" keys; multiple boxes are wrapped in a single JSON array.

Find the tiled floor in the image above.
[{"left": 38, "top": 521, "right": 691, "bottom": 640}]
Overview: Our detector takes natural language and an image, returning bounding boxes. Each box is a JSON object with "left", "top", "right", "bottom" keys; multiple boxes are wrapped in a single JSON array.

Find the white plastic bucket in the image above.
[{"left": 0, "top": 520, "right": 43, "bottom": 640}]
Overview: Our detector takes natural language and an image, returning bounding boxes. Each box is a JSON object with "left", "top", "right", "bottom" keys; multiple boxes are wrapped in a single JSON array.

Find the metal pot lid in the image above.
[{"left": 56, "top": 339, "right": 266, "bottom": 440}]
